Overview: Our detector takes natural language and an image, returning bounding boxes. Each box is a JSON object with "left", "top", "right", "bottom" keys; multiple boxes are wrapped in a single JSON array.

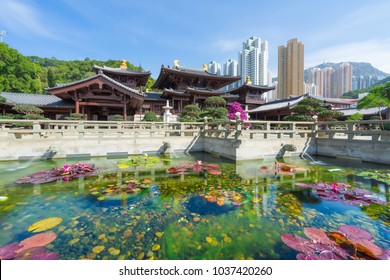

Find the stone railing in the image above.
[
  {"left": 0, "top": 119, "right": 204, "bottom": 140},
  {"left": 203, "top": 120, "right": 315, "bottom": 139},
  {"left": 316, "top": 120, "right": 390, "bottom": 141},
  {"left": 2, "top": 119, "right": 388, "bottom": 142}
]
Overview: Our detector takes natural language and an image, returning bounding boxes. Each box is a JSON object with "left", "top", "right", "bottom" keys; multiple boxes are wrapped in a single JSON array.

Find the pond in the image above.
[{"left": 0, "top": 153, "right": 389, "bottom": 260}]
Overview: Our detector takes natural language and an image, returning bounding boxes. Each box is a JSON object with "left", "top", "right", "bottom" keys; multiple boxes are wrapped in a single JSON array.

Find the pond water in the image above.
[{"left": 0, "top": 153, "right": 389, "bottom": 260}]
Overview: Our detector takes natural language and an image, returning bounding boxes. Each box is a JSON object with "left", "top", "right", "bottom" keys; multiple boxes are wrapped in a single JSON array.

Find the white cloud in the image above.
[
  {"left": 0, "top": 0, "right": 58, "bottom": 39},
  {"left": 306, "top": 39, "right": 390, "bottom": 74}
]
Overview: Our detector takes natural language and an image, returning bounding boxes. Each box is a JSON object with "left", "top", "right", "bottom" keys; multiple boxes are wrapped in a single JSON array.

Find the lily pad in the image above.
[
  {"left": 16, "top": 232, "right": 57, "bottom": 254},
  {"left": 338, "top": 225, "right": 373, "bottom": 241},
  {"left": 0, "top": 243, "right": 23, "bottom": 260},
  {"left": 281, "top": 234, "right": 315, "bottom": 254},
  {"left": 28, "top": 217, "right": 63, "bottom": 233}
]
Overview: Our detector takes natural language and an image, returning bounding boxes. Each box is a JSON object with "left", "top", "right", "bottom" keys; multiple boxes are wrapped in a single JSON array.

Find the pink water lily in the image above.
[{"left": 61, "top": 164, "right": 72, "bottom": 173}]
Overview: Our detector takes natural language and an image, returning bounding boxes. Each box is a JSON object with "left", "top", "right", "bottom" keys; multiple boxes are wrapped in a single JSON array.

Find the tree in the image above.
[
  {"left": 180, "top": 104, "right": 201, "bottom": 121},
  {"left": 357, "top": 81, "right": 390, "bottom": 121},
  {"left": 346, "top": 112, "right": 363, "bottom": 122},
  {"left": 204, "top": 96, "right": 226, "bottom": 107},
  {"left": 47, "top": 68, "right": 56, "bottom": 87},
  {"left": 283, "top": 98, "right": 342, "bottom": 121},
  {"left": 12, "top": 104, "right": 43, "bottom": 115}
]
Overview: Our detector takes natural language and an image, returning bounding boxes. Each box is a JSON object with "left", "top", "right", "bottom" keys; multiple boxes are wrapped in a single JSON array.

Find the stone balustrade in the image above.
[{"left": 0, "top": 119, "right": 389, "bottom": 162}]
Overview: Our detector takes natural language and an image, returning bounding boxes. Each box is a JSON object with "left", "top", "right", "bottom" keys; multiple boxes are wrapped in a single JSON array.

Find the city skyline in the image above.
[{"left": 1, "top": 0, "right": 390, "bottom": 79}]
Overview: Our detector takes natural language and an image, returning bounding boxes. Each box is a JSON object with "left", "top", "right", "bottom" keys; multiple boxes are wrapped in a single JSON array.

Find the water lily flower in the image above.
[
  {"left": 331, "top": 183, "right": 338, "bottom": 192},
  {"left": 61, "top": 164, "right": 72, "bottom": 173}
]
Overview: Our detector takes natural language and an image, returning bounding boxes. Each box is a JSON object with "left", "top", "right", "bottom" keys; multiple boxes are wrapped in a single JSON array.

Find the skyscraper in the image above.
[
  {"left": 336, "top": 62, "right": 352, "bottom": 97},
  {"left": 277, "top": 38, "right": 304, "bottom": 99},
  {"left": 223, "top": 59, "right": 239, "bottom": 90},
  {"left": 323, "top": 67, "right": 335, "bottom": 98},
  {"left": 238, "top": 36, "right": 269, "bottom": 86},
  {"left": 308, "top": 67, "right": 323, "bottom": 96},
  {"left": 207, "top": 61, "right": 221, "bottom": 75}
]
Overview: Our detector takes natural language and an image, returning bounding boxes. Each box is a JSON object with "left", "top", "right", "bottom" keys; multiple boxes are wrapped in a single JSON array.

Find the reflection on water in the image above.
[{"left": 0, "top": 153, "right": 389, "bottom": 260}]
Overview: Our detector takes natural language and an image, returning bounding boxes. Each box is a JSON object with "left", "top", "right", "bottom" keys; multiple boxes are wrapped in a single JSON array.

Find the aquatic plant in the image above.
[
  {"left": 89, "top": 179, "right": 150, "bottom": 201},
  {"left": 28, "top": 217, "right": 63, "bottom": 233},
  {"left": 0, "top": 231, "right": 59, "bottom": 260},
  {"left": 295, "top": 182, "right": 387, "bottom": 206},
  {"left": 166, "top": 161, "right": 221, "bottom": 175},
  {"left": 15, "top": 163, "right": 97, "bottom": 184},
  {"left": 281, "top": 225, "right": 390, "bottom": 260},
  {"left": 356, "top": 170, "right": 390, "bottom": 185},
  {"left": 117, "top": 155, "right": 161, "bottom": 168}
]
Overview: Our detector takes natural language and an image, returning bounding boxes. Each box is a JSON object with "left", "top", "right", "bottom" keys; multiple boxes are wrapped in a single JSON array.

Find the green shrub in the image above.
[
  {"left": 142, "top": 111, "right": 159, "bottom": 122},
  {"left": 113, "top": 114, "right": 124, "bottom": 121},
  {"left": 23, "top": 114, "right": 46, "bottom": 120},
  {"left": 65, "top": 113, "right": 86, "bottom": 120}
]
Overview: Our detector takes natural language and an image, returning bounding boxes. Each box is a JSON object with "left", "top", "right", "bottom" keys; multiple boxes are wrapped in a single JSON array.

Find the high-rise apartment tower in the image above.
[
  {"left": 277, "top": 38, "right": 304, "bottom": 99},
  {"left": 238, "top": 36, "right": 269, "bottom": 86}
]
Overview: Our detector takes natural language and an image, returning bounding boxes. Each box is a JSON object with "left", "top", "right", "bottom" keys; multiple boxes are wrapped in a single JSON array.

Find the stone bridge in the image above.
[{"left": 0, "top": 119, "right": 389, "bottom": 164}]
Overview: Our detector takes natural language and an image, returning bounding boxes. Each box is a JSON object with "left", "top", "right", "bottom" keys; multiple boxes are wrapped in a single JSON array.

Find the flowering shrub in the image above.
[{"left": 228, "top": 102, "right": 247, "bottom": 121}]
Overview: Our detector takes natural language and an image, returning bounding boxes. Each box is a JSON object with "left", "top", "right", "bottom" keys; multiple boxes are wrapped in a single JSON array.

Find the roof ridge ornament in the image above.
[
  {"left": 173, "top": 59, "right": 180, "bottom": 69},
  {"left": 203, "top": 64, "right": 208, "bottom": 72},
  {"left": 120, "top": 60, "right": 127, "bottom": 69},
  {"left": 245, "top": 76, "right": 252, "bottom": 85}
]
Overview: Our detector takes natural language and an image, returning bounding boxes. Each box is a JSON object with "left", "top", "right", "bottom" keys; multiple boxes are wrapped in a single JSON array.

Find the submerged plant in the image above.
[
  {"left": 89, "top": 179, "right": 150, "bottom": 201},
  {"left": 281, "top": 225, "right": 390, "bottom": 260},
  {"left": 166, "top": 161, "right": 221, "bottom": 175}
]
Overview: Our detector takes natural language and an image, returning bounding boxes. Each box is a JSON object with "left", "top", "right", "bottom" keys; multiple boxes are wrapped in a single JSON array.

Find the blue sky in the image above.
[{"left": 1, "top": 0, "right": 390, "bottom": 78}]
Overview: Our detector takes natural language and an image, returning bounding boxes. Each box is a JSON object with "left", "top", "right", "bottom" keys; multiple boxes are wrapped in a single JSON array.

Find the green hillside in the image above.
[{"left": 0, "top": 43, "right": 155, "bottom": 94}]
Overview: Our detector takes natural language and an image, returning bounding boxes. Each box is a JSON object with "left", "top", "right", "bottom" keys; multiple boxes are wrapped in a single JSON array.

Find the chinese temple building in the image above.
[
  {"left": 152, "top": 60, "right": 241, "bottom": 114},
  {"left": 1, "top": 60, "right": 278, "bottom": 121},
  {"left": 46, "top": 60, "right": 151, "bottom": 120},
  {"left": 227, "top": 76, "right": 275, "bottom": 110}
]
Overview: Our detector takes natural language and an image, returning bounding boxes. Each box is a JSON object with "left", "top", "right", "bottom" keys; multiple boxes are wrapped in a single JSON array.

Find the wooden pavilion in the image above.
[
  {"left": 227, "top": 76, "right": 275, "bottom": 110},
  {"left": 152, "top": 60, "right": 241, "bottom": 114},
  {"left": 46, "top": 60, "right": 150, "bottom": 120}
]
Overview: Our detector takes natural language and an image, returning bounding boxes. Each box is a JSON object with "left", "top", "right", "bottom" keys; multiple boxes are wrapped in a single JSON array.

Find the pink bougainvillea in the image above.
[{"left": 228, "top": 102, "right": 248, "bottom": 121}]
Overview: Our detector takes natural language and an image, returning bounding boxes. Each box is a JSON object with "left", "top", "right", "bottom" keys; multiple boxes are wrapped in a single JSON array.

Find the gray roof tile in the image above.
[{"left": 0, "top": 92, "right": 74, "bottom": 107}]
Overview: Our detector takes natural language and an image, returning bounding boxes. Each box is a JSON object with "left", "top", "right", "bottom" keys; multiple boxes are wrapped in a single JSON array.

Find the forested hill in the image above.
[{"left": 0, "top": 43, "right": 155, "bottom": 94}]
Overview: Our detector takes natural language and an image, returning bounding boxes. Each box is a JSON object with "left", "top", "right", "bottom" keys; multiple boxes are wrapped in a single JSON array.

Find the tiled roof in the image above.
[
  {"left": 308, "top": 94, "right": 356, "bottom": 105},
  {"left": 145, "top": 92, "right": 166, "bottom": 101},
  {"left": 336, "top": 107, "right": 388, "bottom": 116},
  {"left": 93, "top": 65, "right": 151, "bottom": 75},
  {"left": 47, "top": 73, "right": 146, "bottom": 97},
  {"left": 0, "top": 92, "right": 74, "bottom": 107},
  {"left": 248, "top": 94, "right": 307, "bottom": 113}
]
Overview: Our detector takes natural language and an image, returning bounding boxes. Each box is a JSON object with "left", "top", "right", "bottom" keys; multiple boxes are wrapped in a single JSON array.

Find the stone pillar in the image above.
[{"left": 163, "top": 100, "right": 173, "bottom": 122}]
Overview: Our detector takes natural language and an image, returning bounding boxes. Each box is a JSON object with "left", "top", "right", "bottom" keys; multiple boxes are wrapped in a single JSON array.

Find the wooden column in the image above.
[
  {"left": 123, "top": 99, "right": 127, "bottom": 121},
  {"left": 75, "top": 100, "right": 80, "bottom": 113}
]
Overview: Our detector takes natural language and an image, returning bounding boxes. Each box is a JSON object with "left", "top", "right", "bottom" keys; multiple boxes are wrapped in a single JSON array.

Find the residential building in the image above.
[
  {"left": 207, "top": 61, "right": 221, "bottom": 75},
  {"left": 238, "top": 36, "right": 269, "bottom": 86},
  {"left": 277, "top": 38, "right": 304, "bottom": 99},
  {"left": 223, "top": 59, "right": 239, "bottom": 90},
  {"left": 336, "top": 62, "right": 352, "bottom": 97},
  {"left": 323, "top": 67, "right": 335, "bottom": 98}
]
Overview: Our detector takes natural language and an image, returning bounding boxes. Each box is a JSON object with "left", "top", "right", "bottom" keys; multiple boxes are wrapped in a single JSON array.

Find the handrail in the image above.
[{"left": 0, "top": 119, "right": 389, "bottom": 141}]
